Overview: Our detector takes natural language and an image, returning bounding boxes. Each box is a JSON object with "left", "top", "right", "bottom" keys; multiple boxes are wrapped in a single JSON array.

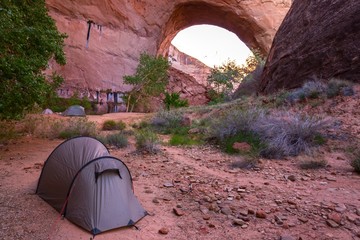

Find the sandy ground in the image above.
[{"left": 1, "top": 97, "right": 360, "bottom": 240}]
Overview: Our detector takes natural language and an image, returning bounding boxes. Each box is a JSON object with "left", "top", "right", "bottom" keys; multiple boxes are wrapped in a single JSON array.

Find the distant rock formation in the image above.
[
  {"left": 45, "top": 0, "right": 290, "bottom": 100},
  {"left": 167, "top": 67, "right": 210, "bottom": 106},
  {"left": 260, "top": 0, "right": 360, "bottom": 94},
  {"left": 168, "top": 45, "right": 211, "bottom": 86}
]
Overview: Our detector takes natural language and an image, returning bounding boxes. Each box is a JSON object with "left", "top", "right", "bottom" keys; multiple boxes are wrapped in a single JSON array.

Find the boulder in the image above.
[{"left": 260, "top": 0, "right": 360, "bottom": 94}]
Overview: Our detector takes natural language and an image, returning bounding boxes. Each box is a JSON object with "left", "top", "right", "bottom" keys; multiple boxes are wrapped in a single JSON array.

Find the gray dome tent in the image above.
[
  {"left": 63, "top": 105, "right": 86, "bottom": 116},
  {"left": 36, "top": 137, "right": 147, "bottom": 235}
]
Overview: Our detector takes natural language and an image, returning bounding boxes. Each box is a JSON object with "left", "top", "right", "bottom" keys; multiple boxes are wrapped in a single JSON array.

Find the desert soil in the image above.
[{"left": 1, "top": 95, "right": 360, "bottom": 240}]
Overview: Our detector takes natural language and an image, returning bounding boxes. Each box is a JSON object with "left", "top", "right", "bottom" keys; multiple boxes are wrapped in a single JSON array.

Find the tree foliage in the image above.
[
  {"left": 207, "top": 60, "right": 243, "bottom": 94},
  {"left": 207, "top": 50, "right": 265, "bottom": 103},
  {"left": 123, "top": 53, "right": 170, "bottom": 112},
  {"left": 0, "top": 0, "right": 66, "bottom": 119},
  {"left": 163, "top": 92, "right": 189, "bottom": 110}
]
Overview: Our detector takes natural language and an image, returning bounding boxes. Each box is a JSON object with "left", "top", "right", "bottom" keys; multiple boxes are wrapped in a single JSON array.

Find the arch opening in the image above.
[
  {"left": 171, "top": 24, "right": 252, "bottom": 67},
  {"left": 158, "top": 2, "right": 266, "bottom": 58}
]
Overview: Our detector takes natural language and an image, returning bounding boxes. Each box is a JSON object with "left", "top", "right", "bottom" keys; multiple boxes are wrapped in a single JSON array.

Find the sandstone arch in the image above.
[
  {"left": 158, "top": 2, "right": 267, "bottom": 58},
  {"left": 45, "top": 0, "right": 291, "bottom": 93}
]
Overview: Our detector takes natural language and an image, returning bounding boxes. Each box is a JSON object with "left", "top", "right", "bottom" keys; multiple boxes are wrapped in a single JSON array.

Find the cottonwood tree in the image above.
[
  {"left": 124, "top": 53, "right": 170, "bottom": 112},
  {"left": 0, "top": 0, "right": 66, "bottom": 119}
]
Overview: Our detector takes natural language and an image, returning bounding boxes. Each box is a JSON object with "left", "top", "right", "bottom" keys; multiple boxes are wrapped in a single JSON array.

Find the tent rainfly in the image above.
[
  {"left": 36, "top": 137, "right": 147, "bottom": 235},
  {"left": 63, "top": 105, "right": 86, "bottom": 116}
]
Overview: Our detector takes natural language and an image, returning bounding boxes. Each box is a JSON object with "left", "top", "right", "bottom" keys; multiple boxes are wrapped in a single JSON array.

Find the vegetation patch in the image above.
[
  {"left": 169, "top": 133, "right": 202, "bottom": 146},
  {"left": 326, "top": 78, "right": 354, "bottom": 98},
  {"left": 222, "top": 131, "right": 263, "bottom": 155},
  {"left": 299, "top": 157, "right": 327, "bottom": 170},
  {"left": 274, "top": 78, "right": 355, "bottom": 106},
  {"left": 47, "top": 93, "right": 93, "bottom": 113},
  {"left": 230, "top": 158, "right": 258, "bottom": 169},
  {"left": 0, "top": 0, "right": 66, "bottom": 119},
  {"left": 232, "top": 62, "right": 264, "bottom": 98},
  {"left": 102, "top": 120, "right": 126, "bottom": 131},
  {"left": 208, "top": 108, "right": 329, "bottom": 159},
  {"left": 19, "top": 115, "right": 97, "bottom": 139},
  {"left": 151, "top": 110, "right": 185, "bottom": 134},
  {"left": 0, "top": 121, "right": 18, "bottom": 144},
  {"left": 164, "top": 92, "right": 189, "bottom": 110},
  {"left": 254, "top": 112, "right": 329, "bottom": 159},
  {"left": 58, "top": 118, "right": 97, "bottom": 139},
  {"left": 208, "top": 108, "right": 264, "bottom": 143},
  {"left": 123, "top": 53, "right": 170, "bottom": 112},
  {"left": 207, "top": 50, "right": 264, "bottom": 103},
  {"left": 350, "top": 151, "right": 360, "bottom": 173},
  {"left": 102, "top": 133, "right": 128, "bottom": 149},
  {"left": 135, "top": 129, "right": 160, "bottom": 154}
]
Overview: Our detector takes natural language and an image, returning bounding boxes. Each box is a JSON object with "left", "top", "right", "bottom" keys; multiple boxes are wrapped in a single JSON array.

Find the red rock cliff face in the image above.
[
  {"left": 168, "top": 45, "right": 211, "bottom": 86},
  {"left": 167, "top": 67, "right": 210, "bottom": 106},
  {"left": 260, "top": 0, "right": 360, "bottom": 94},
  {"left": 45, "top": 0, "right": 290, "bottom": 100}
]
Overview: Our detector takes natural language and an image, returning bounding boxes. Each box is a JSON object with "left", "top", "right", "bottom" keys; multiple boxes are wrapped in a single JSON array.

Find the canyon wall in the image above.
[
  {"left": 260, "top": 0, "right": 360, "bottom": 93},
  {"left": 45, "top": 0, "right": 291, "bottom": 103}
]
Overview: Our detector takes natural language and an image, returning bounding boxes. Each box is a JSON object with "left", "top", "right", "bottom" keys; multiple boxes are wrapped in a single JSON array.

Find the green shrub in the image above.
[
  {"left": 169, "top": 134, "right": 200, "bottom": 146},
  {"left": 207, "top": 89, "right": 227, "bottom": 105},
  {"left": 102, "top": 120, "right": 126, "bottom": 131},
  {"left": 313, "top": 134, "right": 326, "bottom": 145},
  {"left": 164, "top": 92, "right": 189, "bottom": 110},
  {"left": 102, "top": 120, "right": 117, "bottom": 130},
  {"left": 0, "top": 121, "right": 18, "bottom": 144},
  {"left": 135, "top": 129, "right": 160, "bottom": 153},
  {"left": 103, "top": 133, "right": 128, "bottom": 148},
  {"left": 350, "top": 151, "right": 360, "bottom": 173},
  {"left": 274, "top": 90, "right": 291, "bottom": 106},
  {"left": 139, "top": 120, "right": 150, "bottom": 129},
  {"left": 151, "top": 110, "right": 184, "bottom": 134},
  {"left": 223, "top": 131, "right": 263, "bottom": 155}
]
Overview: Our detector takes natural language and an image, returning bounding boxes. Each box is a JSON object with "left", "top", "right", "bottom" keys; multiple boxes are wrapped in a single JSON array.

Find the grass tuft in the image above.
[
  {"left": 299, "top": 157, "right": 327, "bottom": 170},
  {"left": 135, "top": 129, "right": 160, "bottom": 154},
  {"left": 102, "top": 120, "right": 126, "bottom": 131},
  {"left": 230, "top": 158, "right": 258, "bottom": 169},
  {"left": 151, "top": 110, "right": 184, "bottom": 134},
  {"left": 102, "top": 133, "right": 128, "bottom": 148}
]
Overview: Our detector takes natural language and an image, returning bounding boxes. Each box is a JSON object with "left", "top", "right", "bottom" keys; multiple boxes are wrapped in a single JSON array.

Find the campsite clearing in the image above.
[{"left": 0, "top": 113, "right": 360, "bottom": 240}]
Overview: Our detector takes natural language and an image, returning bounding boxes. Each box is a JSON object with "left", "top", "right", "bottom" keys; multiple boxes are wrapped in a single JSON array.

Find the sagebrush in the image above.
[
  {"left": 253, "top": 112, "right": 330, "bottom": 159},
  {"left": 102, "top": 133, "right": 128, "bottom": 148},
  {"left": 135, "top": 129, "right": 160, "bottom": 153},
  {"left": 151, "top": 110, "right": 184, "bottom": 133},
  {"left": 208, "top": 109, "right": 330, "bottom": 159}
]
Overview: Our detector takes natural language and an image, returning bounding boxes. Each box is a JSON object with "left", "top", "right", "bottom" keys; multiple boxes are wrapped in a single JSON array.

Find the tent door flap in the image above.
[{"left": 95, "top": 169, "right": 122, "bottom": 183}]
